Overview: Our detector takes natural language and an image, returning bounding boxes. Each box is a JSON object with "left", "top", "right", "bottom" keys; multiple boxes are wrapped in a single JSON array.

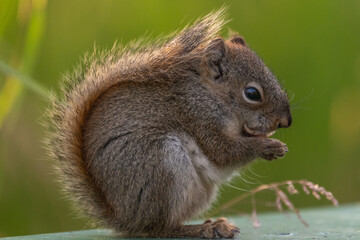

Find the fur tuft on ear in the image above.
[
  {"left": 204, "top": 38, "right": 227, "bottom": 80},
  {"left": 228, "top": 29, "right": 247, "bottom": 46},
  {"left": 230, "top": 35, "right": 246, "bottom": 46}
]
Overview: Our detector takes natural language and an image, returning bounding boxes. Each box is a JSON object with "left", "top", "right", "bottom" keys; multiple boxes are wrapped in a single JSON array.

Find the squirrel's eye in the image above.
[{"left": 244, "top": 87, "right": 261, "bottom": 102}]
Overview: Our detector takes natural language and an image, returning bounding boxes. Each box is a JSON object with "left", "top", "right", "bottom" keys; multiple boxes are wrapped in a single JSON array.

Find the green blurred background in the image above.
[{"left": 1, "top": 0, "right": 359, "bottom": 237}]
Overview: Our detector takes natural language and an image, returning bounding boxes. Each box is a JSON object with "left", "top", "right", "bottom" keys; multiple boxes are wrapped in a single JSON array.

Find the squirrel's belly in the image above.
[
  {"left": 183, "top": 135, "right": 236, "bottom": 186},
  {"left": 162, "top": 134, "right": 236, "bottom": 224}
]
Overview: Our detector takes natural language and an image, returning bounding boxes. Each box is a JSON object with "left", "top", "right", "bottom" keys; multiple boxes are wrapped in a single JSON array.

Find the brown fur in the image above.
[{"left": 46, "top": 8, "right": 291, "bottom": 238}]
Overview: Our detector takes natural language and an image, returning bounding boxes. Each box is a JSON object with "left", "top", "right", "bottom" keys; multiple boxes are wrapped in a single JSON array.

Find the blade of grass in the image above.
[
  {"left": 0, "top": 0, "right": 49, "bottom": 129},
  {"left": 21, "top": 0, "right": 47, "bottom": 72},
  {"left": 0, "top": 78, "right": 22, "bottom": 126},
  {"left": 0, "top": 59, "right": 48, "bottom": 99}
]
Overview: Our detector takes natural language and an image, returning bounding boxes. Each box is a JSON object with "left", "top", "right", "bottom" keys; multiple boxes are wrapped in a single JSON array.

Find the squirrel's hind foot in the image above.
[
  {"left": 150, "top": 217, "right": 240, "bottom": 239},
  {"left": 201, "top": 218, "right": 240, "bottom": 239}
]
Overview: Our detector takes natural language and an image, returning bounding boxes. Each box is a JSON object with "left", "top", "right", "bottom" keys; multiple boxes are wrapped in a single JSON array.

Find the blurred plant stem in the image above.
[
  {"left": 0, "top": 59, "right": 49, "bottom": 98},
  {"left": 0, "top": 0, "right": 48, "bottom": 129}
]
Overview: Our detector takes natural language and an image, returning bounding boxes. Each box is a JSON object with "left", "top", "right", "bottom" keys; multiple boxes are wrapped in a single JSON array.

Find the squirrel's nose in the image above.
[{"left": 277, "top": 115, "right": 292, "bottom": 128}]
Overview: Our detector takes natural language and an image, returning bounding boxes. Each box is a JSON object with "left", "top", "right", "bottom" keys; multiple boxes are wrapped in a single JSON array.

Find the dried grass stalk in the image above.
[
  {"left": 216, "top": 179, "right": 338, "bottom": 228},
  {"left": 251, "top": 195, "right": 261, "bottom": 228}
]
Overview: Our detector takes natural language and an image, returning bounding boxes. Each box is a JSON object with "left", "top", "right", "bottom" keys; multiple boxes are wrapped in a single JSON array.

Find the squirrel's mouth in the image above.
[{"left": 242, "top": 124, "right": 276, "bottom": 138}]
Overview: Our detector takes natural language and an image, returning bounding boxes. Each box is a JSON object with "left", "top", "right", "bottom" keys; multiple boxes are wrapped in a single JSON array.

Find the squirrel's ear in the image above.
[
  {"left": 204, "top": 38, "right": 227, "bottom": 81},
  {"left": 230, "top": 35, "right": 246, "bottom": 46}
]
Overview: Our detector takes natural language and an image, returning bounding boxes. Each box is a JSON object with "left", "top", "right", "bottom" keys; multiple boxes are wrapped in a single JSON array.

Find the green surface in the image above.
[{"left": 3, "top": 204, "right": 359, "bottom": 240}]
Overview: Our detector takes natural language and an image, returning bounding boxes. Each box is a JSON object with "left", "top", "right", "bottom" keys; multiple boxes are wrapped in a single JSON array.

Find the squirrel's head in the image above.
[{"left": 200, "top": 35, "right": 292, "bottom": 138}]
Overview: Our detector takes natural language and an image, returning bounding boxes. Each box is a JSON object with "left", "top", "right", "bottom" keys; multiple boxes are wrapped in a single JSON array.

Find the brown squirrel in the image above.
[{"left": 46, "top": 9, "right": 291, "bottom": 239}]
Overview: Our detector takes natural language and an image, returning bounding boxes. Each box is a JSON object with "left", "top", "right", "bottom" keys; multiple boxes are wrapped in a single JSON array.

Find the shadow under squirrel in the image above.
[{"left": 46, "top": 9, "right": 292, "bottom": 239}]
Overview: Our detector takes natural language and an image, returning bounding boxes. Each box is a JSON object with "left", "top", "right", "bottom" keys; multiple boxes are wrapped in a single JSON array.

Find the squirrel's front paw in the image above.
[{"left": 257, "top": 138, "right": 288, "bottom": 161}]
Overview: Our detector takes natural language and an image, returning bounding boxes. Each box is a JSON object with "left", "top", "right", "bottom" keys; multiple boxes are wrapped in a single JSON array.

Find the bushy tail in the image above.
[{"left": 45, "top": 8, "right": 227, "bottom": 227}]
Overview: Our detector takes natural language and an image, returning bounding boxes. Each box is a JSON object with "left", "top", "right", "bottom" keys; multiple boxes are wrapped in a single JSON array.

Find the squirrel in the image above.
[{"left": 46, "top": 8, "right": 292, "bottom": 239}]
